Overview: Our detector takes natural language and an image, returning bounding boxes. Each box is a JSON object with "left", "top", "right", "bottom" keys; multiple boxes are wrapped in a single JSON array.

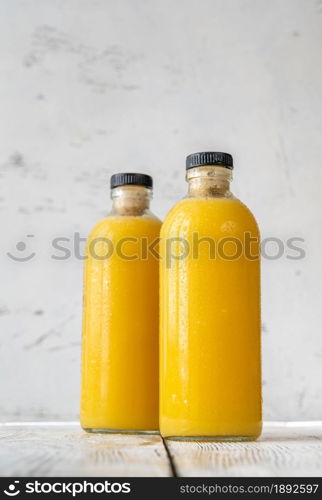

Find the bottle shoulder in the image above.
[
  {"left": 87, "top": 213, "right": 162, "bottom": 241},
  {"left": 161, "top": 196, "right": 259, "bottom": 237}
]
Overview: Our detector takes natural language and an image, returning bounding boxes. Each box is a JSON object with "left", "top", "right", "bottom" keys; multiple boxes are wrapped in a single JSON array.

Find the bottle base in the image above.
[
  {"left": 164, "top": 435, "right": 259, "bottom": 442},
  {"left": 83, "top": 427, "right": 159, "bottom": 435}
]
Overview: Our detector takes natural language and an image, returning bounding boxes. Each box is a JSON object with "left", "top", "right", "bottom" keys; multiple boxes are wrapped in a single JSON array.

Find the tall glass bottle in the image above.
[
  {"left": 81, "top": 173, "right": 161, "bottom": 432},
  {"left": 160, "top": 152, "right": 262, "bottom": 440}
]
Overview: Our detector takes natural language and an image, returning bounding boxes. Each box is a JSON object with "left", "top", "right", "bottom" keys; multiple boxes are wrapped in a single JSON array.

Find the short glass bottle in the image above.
[{"left": 81, "top": 173, "right": 161, "bottom": 433}]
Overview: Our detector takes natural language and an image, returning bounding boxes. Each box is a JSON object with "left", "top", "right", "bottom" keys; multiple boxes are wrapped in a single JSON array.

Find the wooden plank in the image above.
[
  {"left": 166, "top": 422, "right": 322, "bottom": 477},
  {"left": 1, "top": 422, "right": 321, "bottom": 477},
  {"left": 0, "top": 423, "right": 172, "bottom": 477}
]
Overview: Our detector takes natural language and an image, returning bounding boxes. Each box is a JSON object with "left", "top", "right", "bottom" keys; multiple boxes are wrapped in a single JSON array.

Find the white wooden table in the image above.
[{"left": 0, "top": 422, "right": 321, "bottom": 477}]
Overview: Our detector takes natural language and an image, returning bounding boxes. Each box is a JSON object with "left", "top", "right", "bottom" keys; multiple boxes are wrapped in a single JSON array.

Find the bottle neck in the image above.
[
  {"left": 186, "top": 166, "right": 232, "bottom": 198},
  {"left": 111, "top": 185, "right": 152, "bottom": 216}
]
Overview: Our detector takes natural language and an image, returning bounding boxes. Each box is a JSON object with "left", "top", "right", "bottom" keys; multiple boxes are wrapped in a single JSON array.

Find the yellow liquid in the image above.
[
  {"left": 81, "top": 215, "right": 161, "bottom": 431},
  {"left": 160, "top": 197, "right": 262, "bottom": 439}
]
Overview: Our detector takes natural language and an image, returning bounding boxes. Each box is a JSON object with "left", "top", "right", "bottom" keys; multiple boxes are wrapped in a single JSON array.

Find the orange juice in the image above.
[
  {"left": 160, "top": 153, "right": 262, "bottom": 440},
  {"left": 81, "top": 174, "right": 161, "bottom": 432}
]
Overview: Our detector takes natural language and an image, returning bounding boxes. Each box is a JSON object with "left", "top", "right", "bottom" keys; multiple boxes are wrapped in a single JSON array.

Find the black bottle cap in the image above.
[
  {"left": 110, "top": 173, "right": 153, "bottom": 189},
  {"left": 186, "top": 152, "right": 233, "bottom": 170}
]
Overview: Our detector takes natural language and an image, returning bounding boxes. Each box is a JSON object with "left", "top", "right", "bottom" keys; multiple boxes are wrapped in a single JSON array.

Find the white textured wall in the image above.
[{"left": 0, "top": 0, "right": 321, "bottom": 421}]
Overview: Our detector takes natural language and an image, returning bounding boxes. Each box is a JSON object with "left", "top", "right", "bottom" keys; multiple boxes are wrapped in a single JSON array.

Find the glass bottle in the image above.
[
  {"left": 160, "top": 152, "right": 262, "bottom": 440},
  {"left": 81, "top": 173, "right": 161, "bottom": 432}
]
